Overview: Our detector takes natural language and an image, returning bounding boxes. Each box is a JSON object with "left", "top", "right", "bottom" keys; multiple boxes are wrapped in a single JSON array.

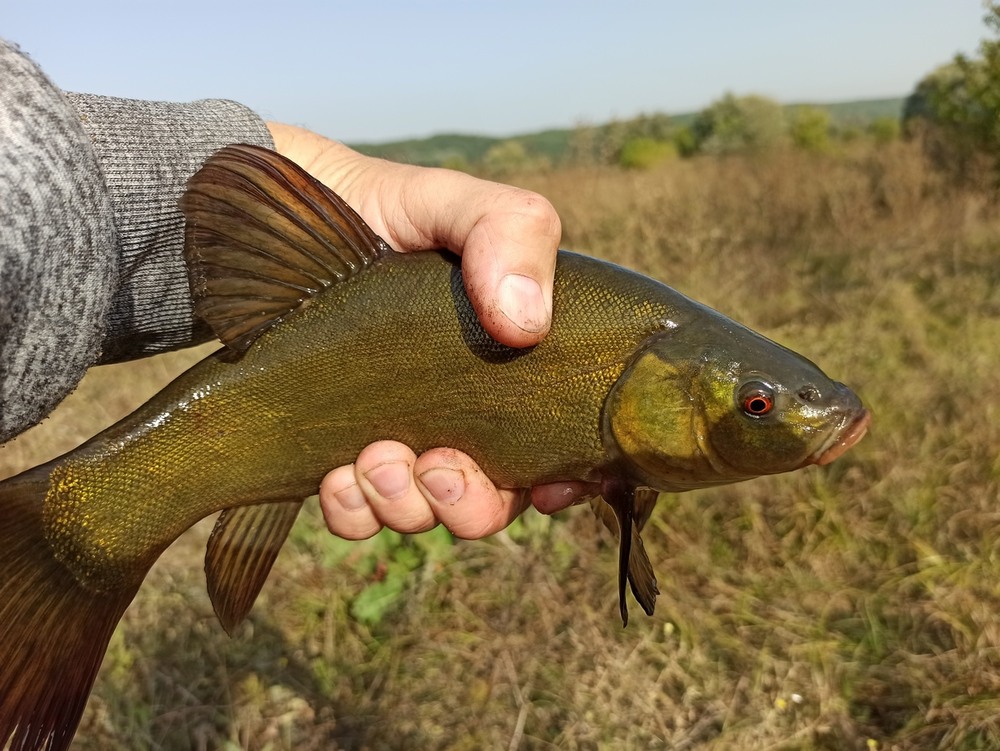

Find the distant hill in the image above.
[
  {"left": 349, "top": 128, "right": 573, "bottom": 167},
  {"left": 348, "top": 97, "right": 905, "bottom": 167},
  {"left": 796, "top": 97, "right": 905, "bottom": 125}
]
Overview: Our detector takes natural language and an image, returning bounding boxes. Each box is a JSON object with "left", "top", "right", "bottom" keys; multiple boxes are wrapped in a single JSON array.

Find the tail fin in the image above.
[{"left": 0, "top": 468, "right": 140, "bottom": 751}]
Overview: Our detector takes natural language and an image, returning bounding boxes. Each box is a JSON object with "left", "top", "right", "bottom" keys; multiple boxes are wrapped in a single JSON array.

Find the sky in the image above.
[{"left": 5, "top": 1, "right": 990, "bottom": 143}]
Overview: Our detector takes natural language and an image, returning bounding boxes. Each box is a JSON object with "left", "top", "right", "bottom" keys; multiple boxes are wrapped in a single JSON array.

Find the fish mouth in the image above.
[{"left": 809, "top": 409, "right": 871, "bottom": 466}]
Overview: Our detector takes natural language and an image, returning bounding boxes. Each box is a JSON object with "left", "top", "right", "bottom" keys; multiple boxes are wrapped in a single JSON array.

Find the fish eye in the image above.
[{"left": 738, "top": 381, "right": 775, "bottom": 418}]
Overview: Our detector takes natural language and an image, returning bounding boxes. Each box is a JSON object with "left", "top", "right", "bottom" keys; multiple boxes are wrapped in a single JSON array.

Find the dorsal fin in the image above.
[{"left": 180, "top": 144, "right": 390, "bottom": 353}]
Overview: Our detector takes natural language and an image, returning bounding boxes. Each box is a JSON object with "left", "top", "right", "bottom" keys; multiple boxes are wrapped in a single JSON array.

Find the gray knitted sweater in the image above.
[{"left": 0, "top": 39, "right": 273, "bottom": 443}]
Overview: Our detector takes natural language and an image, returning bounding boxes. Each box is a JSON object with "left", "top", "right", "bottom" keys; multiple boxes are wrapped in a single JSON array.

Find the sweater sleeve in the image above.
[
  {"left": 0, "top": 38, "right": 273, "bottom": 443},
  {"left": 0, "top": 39, "right": 116, "bottom": 443},
  {"left": 66, "top": 93, "right": 273, "bottom": 363}
]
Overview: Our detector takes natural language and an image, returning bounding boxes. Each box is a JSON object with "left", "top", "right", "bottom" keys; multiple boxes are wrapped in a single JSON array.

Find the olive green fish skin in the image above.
[
  {"left": 42, "top": 250, "right": 688, "bottom": 591},
  {"left": 40, "top": 246, "right": 864, "bottom": 596}
]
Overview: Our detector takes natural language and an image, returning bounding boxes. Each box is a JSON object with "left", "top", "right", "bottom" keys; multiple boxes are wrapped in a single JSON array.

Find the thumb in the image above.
[
  {"left": 457, "top": 196, "right": 560, "bottom": 348},
  {"left": 385, "top": 168, "right": 560, "bottom": 348}
]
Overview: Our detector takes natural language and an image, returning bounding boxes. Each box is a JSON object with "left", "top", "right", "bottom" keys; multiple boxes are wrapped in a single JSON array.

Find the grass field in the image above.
[{"left": 1, "top": 141, "right": 998, "bottom": 750}]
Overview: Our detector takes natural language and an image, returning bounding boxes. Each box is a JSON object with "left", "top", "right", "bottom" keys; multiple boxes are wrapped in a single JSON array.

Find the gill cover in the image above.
[{"left": 603, "top": 322, "right": 867, "bottom": 492}]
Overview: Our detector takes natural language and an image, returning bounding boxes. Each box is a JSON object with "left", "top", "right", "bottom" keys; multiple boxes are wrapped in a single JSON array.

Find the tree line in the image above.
[{"left": 477, "top": 3, "right": 1000, "bottom": 179}]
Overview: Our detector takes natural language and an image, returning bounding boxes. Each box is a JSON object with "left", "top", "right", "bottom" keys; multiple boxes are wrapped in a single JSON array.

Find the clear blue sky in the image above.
[{"left": 5, "top": 1, "right": 988, "bottom": 143}]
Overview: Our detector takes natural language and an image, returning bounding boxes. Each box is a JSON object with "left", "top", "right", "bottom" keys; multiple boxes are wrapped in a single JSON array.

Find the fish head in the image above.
[{"left": 603, "top": 315, "right": 870, "bottom": 491}]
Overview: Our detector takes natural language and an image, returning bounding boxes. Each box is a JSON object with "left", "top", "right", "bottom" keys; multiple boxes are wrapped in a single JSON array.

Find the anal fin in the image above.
[{"left": 205, "top": 500, "right": 303, "bottom": 635}]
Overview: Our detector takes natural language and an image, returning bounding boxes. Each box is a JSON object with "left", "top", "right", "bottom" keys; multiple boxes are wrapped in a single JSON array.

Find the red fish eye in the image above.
[
  {"left": 738, "top": 381, "right": 776, "bottom": 417},
  {"left": 744, "top": 394, "right": 773, "bottom": 415}
]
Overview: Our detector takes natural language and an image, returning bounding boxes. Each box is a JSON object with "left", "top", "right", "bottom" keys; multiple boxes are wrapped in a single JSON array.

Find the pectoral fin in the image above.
[
  {"left": 594, "top": 480, "right": 660, "bottom": 626},
  {"left": 205, "top": 500, "right": 303, "bottom": 634},
  {"left": 624, "top": 487, "right": 660, "bottom": 616}
]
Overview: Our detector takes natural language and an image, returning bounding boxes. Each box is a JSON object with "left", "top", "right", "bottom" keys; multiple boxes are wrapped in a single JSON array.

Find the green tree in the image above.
[
  {"left": 903, "top": 4, "right": 1000, "bottom": 180},
  {"left": 625, "top": 112, "right": 675, "bottom": 141},
  {"left": 481, "top": 140, "right": 550, "bottom": 176},
  {"left": 789, "top": 106, "right": 832, "bottom": 152},
  {"left": 692, "top": 93, "right": 787, "bottom": 155},
  {"left": 568, "top": 112, "right": 678, "bottom": 166}
]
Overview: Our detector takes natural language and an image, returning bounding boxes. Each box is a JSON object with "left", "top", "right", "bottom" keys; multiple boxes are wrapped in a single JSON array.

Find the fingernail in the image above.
[
  {"left": 418, "top": 467, "right": 466, "bottom": 505},
  {"left": 363, "top": 461, "right": 410, "bottom": 500},
  {"left": 333, "top": 482, "right": 367, "bottom": 511},
  {"left": 497, "top": 274, "right": 548, "bottom": 334}
]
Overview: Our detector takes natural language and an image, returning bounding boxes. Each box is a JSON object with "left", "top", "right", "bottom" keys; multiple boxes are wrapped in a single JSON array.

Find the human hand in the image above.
[{"left": 267, "top": 123, "right": 594, "bottom": 540}]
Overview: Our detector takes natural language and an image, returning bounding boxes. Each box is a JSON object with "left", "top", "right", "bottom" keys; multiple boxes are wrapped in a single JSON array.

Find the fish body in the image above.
[
  {"left": 42, "top": 249, "right": 673, "bottom": 591},
  {"left": 0, "top": 145, "right": 869, "bottom": 750}
]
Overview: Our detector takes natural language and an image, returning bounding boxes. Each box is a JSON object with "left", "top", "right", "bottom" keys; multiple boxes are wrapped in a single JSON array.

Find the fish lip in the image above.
[{"left": 809, "top": 409, "right": 872, "bottom": 466}]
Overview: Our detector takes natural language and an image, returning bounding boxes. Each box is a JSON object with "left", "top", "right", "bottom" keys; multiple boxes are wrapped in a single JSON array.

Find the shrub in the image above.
[
  {"left": 618, "top": 137, "right": 677, "bottom": 169},
  {"left": 789, "top": 106, "right": 832, "bottom": 152},
  {"left": 692, "top": 93, "right": 788, "bottom": 154}
]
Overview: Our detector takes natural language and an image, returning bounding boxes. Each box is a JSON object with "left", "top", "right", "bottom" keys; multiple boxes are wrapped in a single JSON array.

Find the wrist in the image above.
[
  {"left": 265, "top": 121, "right": 413, "bottom": 244},
  {"left": 266, "top": 122, "right": 364, "bottom": 176}
]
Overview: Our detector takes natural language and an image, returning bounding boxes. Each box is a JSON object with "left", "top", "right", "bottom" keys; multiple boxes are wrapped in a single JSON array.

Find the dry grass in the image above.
[{"left": 1, "top": 142, "right": 998, "bottom": 750}]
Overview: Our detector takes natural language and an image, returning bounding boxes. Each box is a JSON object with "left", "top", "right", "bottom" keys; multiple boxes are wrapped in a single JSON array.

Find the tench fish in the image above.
[{"left": 0, "top": 145, "right": 870, "bottom": 750}]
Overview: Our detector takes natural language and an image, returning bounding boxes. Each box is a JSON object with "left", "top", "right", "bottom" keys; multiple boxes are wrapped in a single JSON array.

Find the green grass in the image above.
[{"left": 1, "top": 140, "right": 998, "bottom": 750}]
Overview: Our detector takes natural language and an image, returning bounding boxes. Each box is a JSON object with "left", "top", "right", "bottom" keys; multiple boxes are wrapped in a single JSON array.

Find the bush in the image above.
[
  {"left": 789, "top": 106, "right": 832, "bottom": 152},
  {"left": 692, "top": 93, "right": 787, "bottom": 155},
  {"left": 481, "top": 140, "right": 550, "bottom": 176},
  {"left": 618, "top": 137, "right": 677, "bottom": 169},
  {"left": 672, "top": 126, "right": 697, "bottom": 157},
  {"left": 868, "top": 117, "right": 901, "bottom": 144}
]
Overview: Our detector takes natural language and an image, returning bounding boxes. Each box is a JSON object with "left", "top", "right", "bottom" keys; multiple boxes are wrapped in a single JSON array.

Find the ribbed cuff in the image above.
[{"left": 66, "top": 94, "right": 274, "bottom": 362}]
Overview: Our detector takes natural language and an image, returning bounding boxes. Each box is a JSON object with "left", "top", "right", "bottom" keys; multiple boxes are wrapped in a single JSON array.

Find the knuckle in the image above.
[{"left": 505, "top": 190, "right": 561, "bottom": 243}]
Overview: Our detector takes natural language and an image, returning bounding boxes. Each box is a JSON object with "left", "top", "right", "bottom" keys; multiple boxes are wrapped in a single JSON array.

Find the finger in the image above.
[
  {"left": 413, "top": 448, "right": 532, "bottom": 539},
  {"left": 318, "top": 463, "right": 383, "bottom": 540},
  {"left": 531, "top": 481, "right": 600, "bottom": 515},
  {"left": 353, "top": 441, "right": 438, "bottom": 534}
]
